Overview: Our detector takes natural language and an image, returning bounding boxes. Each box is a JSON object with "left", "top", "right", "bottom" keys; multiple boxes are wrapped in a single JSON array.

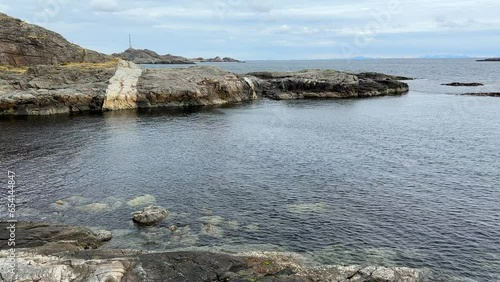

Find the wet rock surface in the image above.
[
  {"left": 0, "top": 13, "right": 111, "bottom": 67},
  {"left": 0, "top": 222, "right": 421, "bottom": 282},
  {"left": 0, "top": 222, "right": 109, "bottom": 250},
  {"left": 132, "top": 206, "right": 169, "bottom": 226}
]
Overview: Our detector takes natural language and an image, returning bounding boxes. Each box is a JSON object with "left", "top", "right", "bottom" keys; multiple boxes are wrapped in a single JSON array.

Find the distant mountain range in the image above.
[{"left": 112, "top": 48, "right": 243, "bottom": 64}]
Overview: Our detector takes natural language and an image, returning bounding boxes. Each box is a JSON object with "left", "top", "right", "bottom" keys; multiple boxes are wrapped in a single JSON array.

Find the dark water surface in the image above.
[{"left": 1, "top": 59, "right": 500, "bottom": 281}]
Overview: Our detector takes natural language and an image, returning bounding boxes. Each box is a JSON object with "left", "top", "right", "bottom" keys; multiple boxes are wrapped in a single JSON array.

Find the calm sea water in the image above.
[{"left": 1, "top": 59, "right": 499, "bottom": 281}]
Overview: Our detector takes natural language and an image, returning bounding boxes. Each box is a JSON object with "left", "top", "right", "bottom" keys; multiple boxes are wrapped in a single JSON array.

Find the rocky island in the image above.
[
  {"left": 113, "top": 48, "right": 195, "bottom": 65},
  {"left": 476, "top": 58, "right": 500, "bottom": 62},
  {"left": 192, "top": 56, "right": 244, "bottom": 63},
  {"left": 442, "top": 82, "right": 484, "bottom": 87}
]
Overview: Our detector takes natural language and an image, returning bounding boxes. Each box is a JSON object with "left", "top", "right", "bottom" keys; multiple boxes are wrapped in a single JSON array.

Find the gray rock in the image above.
[
  {"left": 442, "top": 82, "right": 484, "bottom": 86},
  {"left": 0, "top": 12, "right": 111, "bottom": 67},
  {"left": 92, "top": 229, "right": 113, "bottom": 242},
  {"left": 0, "top": 222, "right": 422, "bottom": 282},
  {"left": 132, "top": 206, "right": 169, "bottom": 226},
  {"left": 0, "top": 222, "right": 105, "bottom": 250},
  {"left": 246, "top": 69, "right": 410, "bottom": 100}
]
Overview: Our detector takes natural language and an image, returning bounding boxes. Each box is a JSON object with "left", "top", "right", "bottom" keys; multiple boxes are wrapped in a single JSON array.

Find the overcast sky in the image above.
[{"left": 1, "top": 0, "right": 499, "bottom": 59}]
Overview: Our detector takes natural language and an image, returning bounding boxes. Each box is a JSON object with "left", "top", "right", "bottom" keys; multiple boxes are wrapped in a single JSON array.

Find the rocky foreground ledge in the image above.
[
  {"left": 0, "top": 60, "right": 410, "bottom": 116},
  {"left": 0, "top": 222, "right": 421, "bottom": 282}
]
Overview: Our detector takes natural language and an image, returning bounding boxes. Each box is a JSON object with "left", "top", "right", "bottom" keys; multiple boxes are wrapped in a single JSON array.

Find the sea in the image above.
[{"left": 1, "top": 59, "right": 499, "bottom": 281}]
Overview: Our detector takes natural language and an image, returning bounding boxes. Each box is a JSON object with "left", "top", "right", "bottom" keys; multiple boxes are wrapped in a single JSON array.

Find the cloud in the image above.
[
  {"left": 89, "top": 0, "right": 119, "bottom": 12},
  {"left": 2, "top": 0, "right": 500, "bottom": 59}
]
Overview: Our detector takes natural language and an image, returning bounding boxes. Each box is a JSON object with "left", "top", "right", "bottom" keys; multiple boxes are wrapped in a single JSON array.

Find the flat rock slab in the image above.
[
  {"left": 0, "top": 222, "right": 109, "bottom": 250},
  {"left": 442, "top": 82, "right": 484, "bottom": 86},
  {"left": 461, "top": 92, "right": 500, "bottom": 97}
]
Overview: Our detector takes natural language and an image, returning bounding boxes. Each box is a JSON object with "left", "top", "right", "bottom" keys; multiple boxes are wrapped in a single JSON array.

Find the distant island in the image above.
[
  {"left": 112, "top": 48, "right": 243, "bottom": 64},
  {"left": 191, "top": 56, "right": 244, "bottom": 63},
  {"left": 112, "top": 48, "right": 194, "bottom": 64},
  {"left": 476, "top": 58, "right": 500, "bottom": 62}
]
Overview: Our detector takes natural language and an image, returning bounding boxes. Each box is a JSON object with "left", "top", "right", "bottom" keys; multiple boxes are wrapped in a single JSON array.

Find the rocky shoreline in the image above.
[
  {"left": 0, "top": 60, "right": 410, "bottom": 115},
  {"left": 0, "top": 12, "right": 411, "bottom": 116},
  {"left": 0, "top": 222, "right": 421, "bottom": 282}
]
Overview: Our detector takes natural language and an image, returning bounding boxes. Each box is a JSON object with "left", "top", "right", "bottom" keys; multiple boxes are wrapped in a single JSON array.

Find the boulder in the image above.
[
  {"left": 92, "top": 229, "right": 113, "bottom": 242},
  {"left": 132, "top": 206, "right": 169, "bottom": 226}
]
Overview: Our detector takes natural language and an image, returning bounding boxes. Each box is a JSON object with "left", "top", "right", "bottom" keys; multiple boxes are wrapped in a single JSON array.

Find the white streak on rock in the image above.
[{"left": 103, "top": 60, "right": 143, "bottom": 111}]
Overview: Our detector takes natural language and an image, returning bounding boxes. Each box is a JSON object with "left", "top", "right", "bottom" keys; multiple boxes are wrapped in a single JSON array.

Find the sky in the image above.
[{"left": 1, "top": 0, "right": 499, "bottom": 60}]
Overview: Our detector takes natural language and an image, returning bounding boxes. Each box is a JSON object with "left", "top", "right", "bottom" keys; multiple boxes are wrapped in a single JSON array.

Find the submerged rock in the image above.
[
  {"left": 199, "top": 215, "right": 224, "bottom": 225},
  {"left": 77, "top": 203, "right": 110, "bottom": 212},
  {"left": 287, "top": 203, "right": 327, "bottom": 214},
  {"left": 201, "top": 223, "right": 224, "bottom": 238},
  {"left": 132, "top": 206, "right": 169, "bottom": 226},
  {"left": 127, "top": 194, "right": 157, "bottom": 207}
]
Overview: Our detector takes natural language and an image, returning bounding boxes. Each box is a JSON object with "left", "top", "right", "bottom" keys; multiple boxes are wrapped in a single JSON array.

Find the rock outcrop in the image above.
[
  {"left": 246, "top": 70, "right": 410, "bottom": 100},
  {"left": 442, "top": 82, "right": 484, "bottom": 86},
  {"left": 0, "top": 60, "right": 117, "bottom": 115},
  {"left": 0, "top": 65, "right": 410, "bottom": 115},
  {"left": 135, "top": 66, "right": 257, "bottom": 108},
  {"left": 113, "top": 48, "right": 195, "bottom": 64},
  {"left": 0, "top": 222, "right": 421, "bottom": 282},
  {"left": 0, "top": 13, "right": 111, "bottom": 67},
  {"left": 0, "top": 222, "right": 111, "bottom": 250}
]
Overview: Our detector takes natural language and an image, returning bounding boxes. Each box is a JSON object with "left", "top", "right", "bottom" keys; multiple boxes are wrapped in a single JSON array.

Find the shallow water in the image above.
[{"left": 1, "top": 59, "right": 500, "bottom": 281}]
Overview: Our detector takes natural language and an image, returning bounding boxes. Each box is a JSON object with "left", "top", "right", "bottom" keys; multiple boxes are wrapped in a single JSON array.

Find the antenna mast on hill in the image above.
[{"left": 129, "top": 34, "right": 133, "bottom": 49}]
